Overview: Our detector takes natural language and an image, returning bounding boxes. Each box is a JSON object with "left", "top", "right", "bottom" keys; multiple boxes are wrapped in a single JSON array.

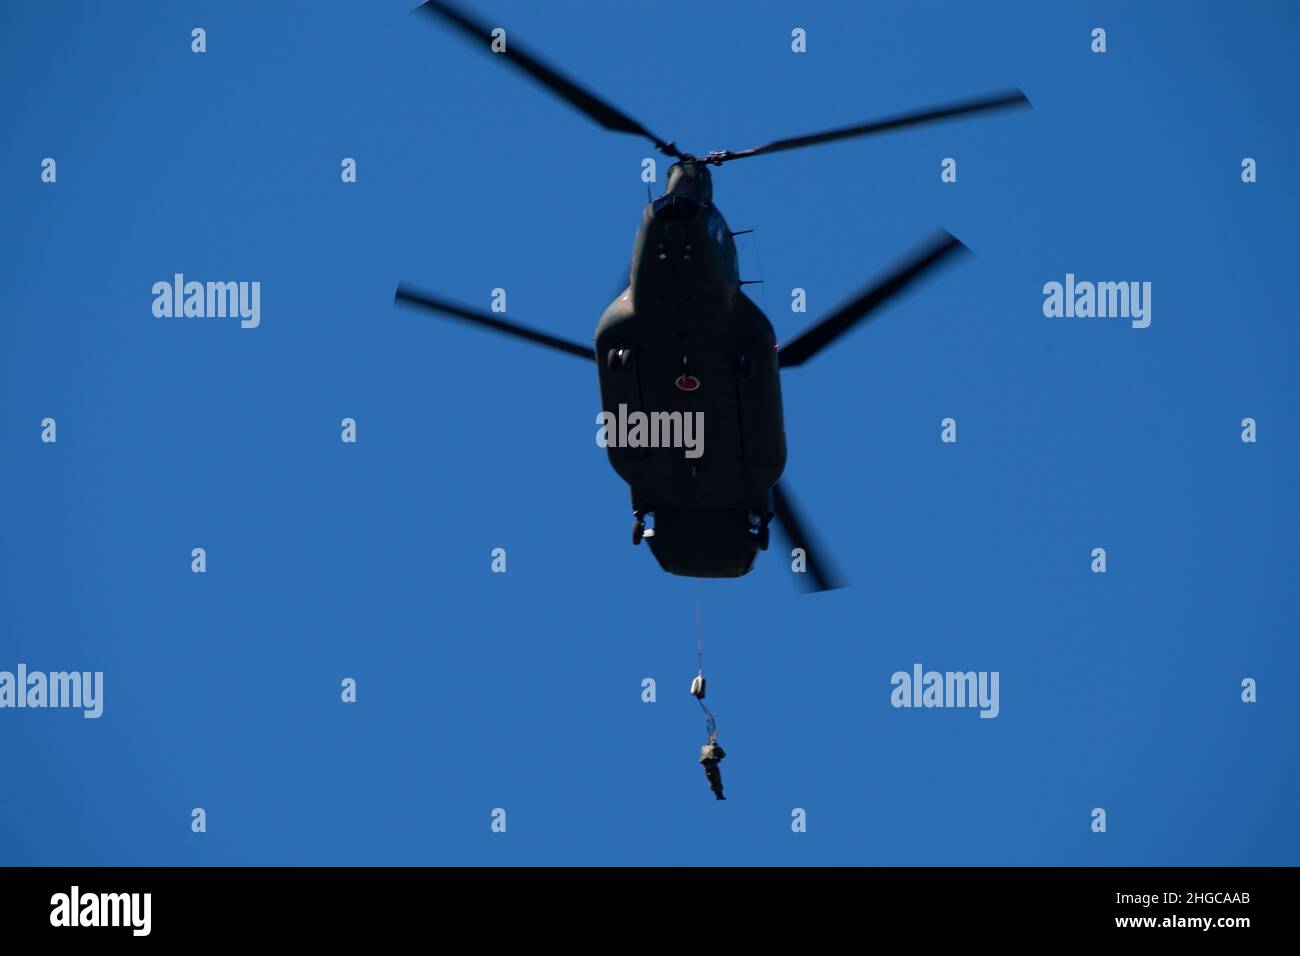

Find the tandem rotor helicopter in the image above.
[{"left": 396, "top": 0, "right": 1030, "bottom": 592}]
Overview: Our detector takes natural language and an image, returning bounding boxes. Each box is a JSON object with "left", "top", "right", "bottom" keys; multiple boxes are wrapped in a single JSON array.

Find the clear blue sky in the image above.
[{"left": 2, "top": 0, "right": 1296, "bottom": 865}]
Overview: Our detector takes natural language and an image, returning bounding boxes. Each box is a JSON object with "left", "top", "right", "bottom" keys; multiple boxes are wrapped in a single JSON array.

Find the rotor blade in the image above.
[
  {"left": 778, "top": 232, "right": 969, "bottom": 368},
  {"left": 415, "top": 0, "right": 680, "bottom": 157},
  {"left": 772, "top": 482, "right": 843, "bottom": 592},
  {"left": 712, "top": 89, "right": 1030, "bottom": 164},
  {"left": 395, "top": 283, "right": 595, "bottom": 360}
]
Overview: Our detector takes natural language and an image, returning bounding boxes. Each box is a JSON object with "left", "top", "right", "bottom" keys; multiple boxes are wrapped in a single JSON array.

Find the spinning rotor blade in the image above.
[
  {"left": 395, "top": 284, "right": 595, "bottom": 360},
  {"left": 772, "top": 482, "right": 844, "bottom": 593},
  {"left": 778, "top": 232, "right": 969, "bottom": 368},
  {"left": 416, "top": 0, "right": 681, "bottom": 157},
  {"left": 708, "top": 89, "right": 1030, "bottom": 164}
]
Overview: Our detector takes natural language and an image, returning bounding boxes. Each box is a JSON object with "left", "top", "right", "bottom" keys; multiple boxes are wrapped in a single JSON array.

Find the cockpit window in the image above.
[{"left": 652, "top": 195, "right": 701, "bottom": 221}]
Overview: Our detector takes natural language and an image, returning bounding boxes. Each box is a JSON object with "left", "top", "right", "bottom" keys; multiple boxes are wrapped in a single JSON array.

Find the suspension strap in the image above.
[
  {"left": 699, "top": 699, "right": 717, "bottom": 743},
  {"left": 696, "top": 599, "right": 703, "bottom": 674},
  {"left": 694, "top": 595, "right": 717, "bottom": 742}
]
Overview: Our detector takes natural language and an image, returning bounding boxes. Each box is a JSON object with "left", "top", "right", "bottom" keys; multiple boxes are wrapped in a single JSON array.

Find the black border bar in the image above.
[{"left": 0, "top": 866, "right": 1290, "bottom": 940}]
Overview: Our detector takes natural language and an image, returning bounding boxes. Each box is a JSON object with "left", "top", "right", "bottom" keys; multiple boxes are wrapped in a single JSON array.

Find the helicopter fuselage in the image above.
[
  {"left": 404, "top": 0, "right": 1025, "bottom": 591},
  {"left": 595, "top": 162, "right": 787, "bottom": 578}
]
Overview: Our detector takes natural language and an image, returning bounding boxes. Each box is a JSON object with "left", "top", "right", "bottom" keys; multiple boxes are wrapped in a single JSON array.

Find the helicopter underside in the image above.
[
  {"left": 594, "top": 283, "right": 787, "bottom": 579},
  {"left": 397, "top": 0, "right": 1028, "bottom": 591}
]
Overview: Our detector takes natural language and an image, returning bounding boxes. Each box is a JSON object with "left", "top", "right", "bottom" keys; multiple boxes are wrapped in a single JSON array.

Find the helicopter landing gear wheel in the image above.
[
  {"left": 633, "top": 516, "right": 646, "bottom": 545},
  {"left": 757, "top": 525, "right": 770, "bottom": 551}
]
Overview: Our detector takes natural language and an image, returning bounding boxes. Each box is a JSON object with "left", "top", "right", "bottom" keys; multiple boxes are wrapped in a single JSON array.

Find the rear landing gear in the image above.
[
  {"left": 633, "top": 515, "right": 646, "bottom": 545},
  {"left": 748, "top": 509, "right": 770, "bottom": 551}
]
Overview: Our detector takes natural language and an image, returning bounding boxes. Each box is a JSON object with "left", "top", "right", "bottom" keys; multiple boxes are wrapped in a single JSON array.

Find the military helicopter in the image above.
[{"left": 396, "top": 0, "right": 1029, "bottom": 591}]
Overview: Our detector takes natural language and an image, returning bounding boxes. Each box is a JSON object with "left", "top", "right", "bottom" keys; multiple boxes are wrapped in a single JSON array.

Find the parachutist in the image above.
[{"left": 699, "top": 740, "right": 726, "bottom": 800}]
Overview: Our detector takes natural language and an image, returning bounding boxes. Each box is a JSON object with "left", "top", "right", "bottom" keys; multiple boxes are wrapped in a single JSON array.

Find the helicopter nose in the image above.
[{"left": 651, "top": 194, "right": 701, "bottom": 221}]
